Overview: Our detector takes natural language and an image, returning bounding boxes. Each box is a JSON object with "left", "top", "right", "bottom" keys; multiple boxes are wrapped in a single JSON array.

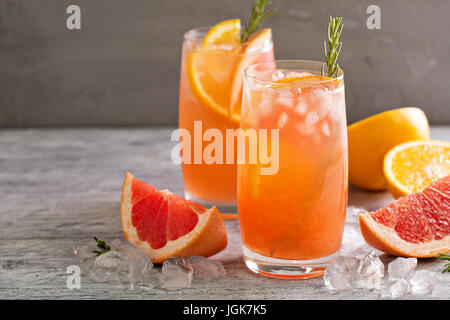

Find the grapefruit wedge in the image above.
[
  {"left": 359, "top": 175, "right": 450, "bottom": 257},
  {"left": 121, "top": 172, "right": 227, "bottom": 263}
]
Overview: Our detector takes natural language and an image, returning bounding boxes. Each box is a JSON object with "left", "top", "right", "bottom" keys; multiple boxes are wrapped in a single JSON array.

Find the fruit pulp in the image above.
[
  {"left": 178, "top": 28, "right": 274, "bottom": 205},
  {"left": 238, "top": 62, "right": 348, "bottom": 263}
]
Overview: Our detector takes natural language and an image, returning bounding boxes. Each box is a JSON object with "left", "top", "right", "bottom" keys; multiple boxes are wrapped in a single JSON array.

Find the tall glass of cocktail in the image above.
[
  {"left": 238, "top": 60, "right": 348, "bottom": 278},
  {"left": 178, "top": 19, "right": 274, "bottom": 209}
]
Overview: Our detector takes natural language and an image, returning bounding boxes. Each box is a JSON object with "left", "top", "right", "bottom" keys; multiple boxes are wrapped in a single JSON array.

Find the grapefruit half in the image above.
[
  {"left": 359, "top": 175, "right": 450, "bottom": 257},
  {"left": 121, "top": 172, "right": 227, "bottom": 263}
]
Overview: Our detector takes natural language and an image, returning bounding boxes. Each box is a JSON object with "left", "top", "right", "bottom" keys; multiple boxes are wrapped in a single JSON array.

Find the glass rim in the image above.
[
  {"left": 244, "top": 60, "right": 344, "bottom": 85},
  {"left": 182, "top": 26, "right": 273, "bottom": 52}
]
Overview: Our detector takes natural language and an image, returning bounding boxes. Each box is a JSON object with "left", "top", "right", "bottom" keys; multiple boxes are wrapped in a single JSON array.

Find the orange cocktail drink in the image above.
[
  {"left": 238, "top": 60, "right": 348, "bottom": 278},
  {"left": 178, "top": 21, "right": 274, "bottom": 207}
]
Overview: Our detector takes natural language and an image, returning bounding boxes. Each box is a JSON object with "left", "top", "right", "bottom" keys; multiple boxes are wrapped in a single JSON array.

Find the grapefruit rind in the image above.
[
  {"left": 359, "top": 213, "right": 450, "bottom": 258},
  {"left": 359, "top": 175, "right": 450, "bottom": 258},
  {"left": 120, "top": 172, "right": 227, "bottom": 263},
  {"left": 383, "top": 140, "right": 450, "bottom": 198}
]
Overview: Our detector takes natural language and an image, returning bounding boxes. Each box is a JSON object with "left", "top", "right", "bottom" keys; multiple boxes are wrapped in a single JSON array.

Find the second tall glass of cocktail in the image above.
[
  {"left": 178, "top": 24, "right": 274, "bottom": 209},
  {"left": 238, "top": 60, "right": 348, "bottom": 278}
]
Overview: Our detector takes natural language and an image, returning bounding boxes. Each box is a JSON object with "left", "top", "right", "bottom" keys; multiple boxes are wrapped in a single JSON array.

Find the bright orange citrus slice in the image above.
[
  {"left": 187, "top": 19, "right": 242, "bottom": 124},
  {"left": 348, "top": 108, "right": 430, "bottom": 190},
  {"left": 187, "top": 19, "right": 272, "bottom": 124},
  {"left": 121, "top": 172, "right": 228, "bottom": 263},
  {"left": 383, "top": 140, "right": 450, "bottom": 198},
  {"left": 270, "top": 75, "right": 341, "bottom": 94},
  {"left": 228, "top": 28, "right": 272, "bottom": 117},
  {"left": 203, "top": 19, "right": 241, "bottom": 44}
]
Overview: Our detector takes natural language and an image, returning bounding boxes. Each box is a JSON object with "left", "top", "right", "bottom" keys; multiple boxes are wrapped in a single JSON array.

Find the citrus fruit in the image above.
[
  {"left": 359, "top": 175, "right": 450, "bottom": 257},
  {"left": 187, "top": 18, "right": 272, "bottom": 124},
  {"left": 270, "top": 74, "right": 342, "bottom": 95},
  {"left": 229, "top": 28, "right": 272, "bottom": 117},
  {"left": 120, "top": 172, "right": 227, "bottom": 263},
  {"left": 202, "top": 18, "right": 241, "bottom": 44},
  {"left": 384, "top": 140, "right": 450, "bottom": 198},
  {"left": 348, "top": 107, "right": 430, "bottom": 190}
]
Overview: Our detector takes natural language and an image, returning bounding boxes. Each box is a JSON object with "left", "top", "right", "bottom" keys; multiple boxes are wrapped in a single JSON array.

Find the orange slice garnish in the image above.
[
  {"left": 271, "top": 75, "right": 339, "bottom": 90},
  {"left": 187, "top": 20, "right": 272, "bottom": 124}
]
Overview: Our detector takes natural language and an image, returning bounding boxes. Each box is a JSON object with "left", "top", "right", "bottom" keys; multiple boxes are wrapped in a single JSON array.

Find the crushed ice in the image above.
[
  {"left": 324, "top": 206, "right": 438, "bottom": 298},
  {"left": 73, "top": 238, "right": 154, "bottom": 289},
  {"left": 72, "top": 239, "right": 226, "bottom": 290}
]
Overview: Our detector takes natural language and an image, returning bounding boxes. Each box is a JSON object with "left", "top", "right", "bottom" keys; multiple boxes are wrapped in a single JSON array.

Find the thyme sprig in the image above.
[
  {"left": 321, "top": 16, "right": 343, "bottom": 78},
  {"left": 92, "top": 236, "right": 111, "bottom": 256},
  {"left": 241, "top": 0, "right": 275, "bottom": 42},
  {"left": 438, "top": 253, "right": 450, "bottom": 273}
]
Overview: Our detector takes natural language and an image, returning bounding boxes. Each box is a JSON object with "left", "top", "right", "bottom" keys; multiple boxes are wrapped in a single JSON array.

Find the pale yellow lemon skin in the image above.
[{"left": 348, "top": 107, "right": 430, "bottom": 190}]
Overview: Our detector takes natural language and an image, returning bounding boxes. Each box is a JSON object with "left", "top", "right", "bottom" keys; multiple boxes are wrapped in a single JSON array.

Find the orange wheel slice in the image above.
[
  {"left": 187, "top": 19, "right": 272, "bottom": 124},
  {"left": 187, "top": 19, "right": 242, "bottom": 124},
  {"left": 269, "top": 74, "right": 342, "bottom": 95},
  {"left": 120, "top": 172, "right": 228, "bottom": 263},
  {"left": 359, "top": 175, "right": 450, "bottom": 257},
  {"left": 383, "top": 140, "right": 450, "bottom": 198}
]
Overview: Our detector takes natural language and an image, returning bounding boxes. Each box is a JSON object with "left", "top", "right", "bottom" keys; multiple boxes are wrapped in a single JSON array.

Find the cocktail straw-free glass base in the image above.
[{"left": 242, "top": 246, "right": 339, "bottom": 279}]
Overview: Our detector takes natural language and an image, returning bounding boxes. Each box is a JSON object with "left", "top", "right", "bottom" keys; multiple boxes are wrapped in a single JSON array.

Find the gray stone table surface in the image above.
[{"left": 0, "top": 126, "right": 449, "bottom": 300}]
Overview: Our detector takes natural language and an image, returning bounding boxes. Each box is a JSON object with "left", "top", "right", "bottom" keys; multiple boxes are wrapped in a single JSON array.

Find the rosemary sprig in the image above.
[
  {"left": 241, "top": 0, "right": 275, "bottom": 42},
  {"left": 321, "top": 16, "right": 343, "bottom": 78},
  {"left": 92, "top": 236, "right": 111, "bottom": 256},
  {"left": 438, "top": 253, "right": 450, "bottom": 273}
]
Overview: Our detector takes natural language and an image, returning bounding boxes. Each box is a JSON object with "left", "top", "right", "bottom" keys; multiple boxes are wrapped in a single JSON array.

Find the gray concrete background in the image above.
[{"left": 0, "top": 0, "right": 449, "bottom": 128}]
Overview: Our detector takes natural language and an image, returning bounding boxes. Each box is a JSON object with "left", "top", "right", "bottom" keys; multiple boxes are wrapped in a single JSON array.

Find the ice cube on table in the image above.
[
  {"left": 79, "top": 256, "right": 96, "bottom": 275},
  {"left": 115, "top": 243, "right": 153, "bottom": 289},
  {"left": 410, "top": 270, "right": 437, "bottom": 296},
  {"left": 90, "top": 251, "right": 126, "bottom": 283},
  {"left": 161, "top": 257, "right": 193, "bottom": 290},
  {"left": 323, "top": 255, "right": 361, "bottom": 291},
  {"left": 356, "top": 251, "right": 385, "bottom": 289},
  {"left": 94, "top": 251, "right": 126, "bottom": 269},
  {"left": 188, "top": 256, "right": 226, "bottom": 282},
  {"left": 390, "top": 279, "right": 410, "bottom": 298},
  {"left": 110, "top": 239, "right": 123, "bottom": 248},
  {"left": 388, "top": 257, "right": 417, "bottom": 280},
  {"left": 323, "top": 264, "right": 352, "bottom": 291},
  {"left": 340, "top": 210, "right": 372, "bottom": 258}
]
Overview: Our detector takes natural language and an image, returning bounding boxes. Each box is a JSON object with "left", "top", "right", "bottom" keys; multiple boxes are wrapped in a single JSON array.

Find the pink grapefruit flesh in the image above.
[
  {"left": 121, "top": 172, "right": 228, "bottom": 263},
  {"left": 359, "top": 175, "right": 450, "bottom": 257}
]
